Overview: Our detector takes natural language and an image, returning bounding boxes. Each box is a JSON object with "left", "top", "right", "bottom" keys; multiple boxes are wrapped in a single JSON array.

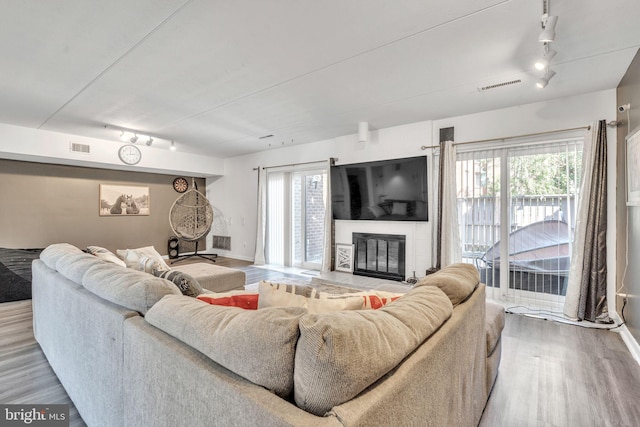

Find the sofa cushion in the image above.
[
  {"left": 145, "top": 295, "right": 306, "bottom": 397},
  {"left": 294, "top": 285, "right": 453, "bottom": 416},
  {"left": 486, "top": 301, "right": 505, "bottom": 355},
  {"left": 415, "top": 263, "right": 479, "bottom": 305},
  {"left": 82, "top": 263, "right": 180, "bottom": 314},
  {"left": 258, "top": 281, "right": 401, "bottom": 313},
  {"left": 86, "top": 245, "right": 126, "bottom": 267},
  {"left": 152, "top": 269, "right": 204, "bottom": 297},
  {"left": 40, "top": 243, "right": 83, "bottom": 270},
  {"left": 116, "top": 246, "right": 171, "bottom": 273},
  {"left": 56, "top": 252, "right": 107, "bottom": 285}
]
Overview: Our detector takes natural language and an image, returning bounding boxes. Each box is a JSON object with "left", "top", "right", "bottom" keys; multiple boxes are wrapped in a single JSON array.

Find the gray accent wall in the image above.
[
  {"left": 616, "top": 49, "right": 640, "bottom": 343},
  {"left": 0, "top": 159, "right": 206, "bottom": 255}
]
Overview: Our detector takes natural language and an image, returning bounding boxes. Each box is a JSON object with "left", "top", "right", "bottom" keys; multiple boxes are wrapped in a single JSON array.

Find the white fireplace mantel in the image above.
[{"left": 334, "top": 220, "right": 433, "bottom": 281}]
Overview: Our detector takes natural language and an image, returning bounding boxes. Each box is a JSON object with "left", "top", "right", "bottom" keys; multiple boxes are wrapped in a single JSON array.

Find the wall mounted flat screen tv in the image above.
[{"left": 331, "top": 156, "right": 428, "bottom": 221}]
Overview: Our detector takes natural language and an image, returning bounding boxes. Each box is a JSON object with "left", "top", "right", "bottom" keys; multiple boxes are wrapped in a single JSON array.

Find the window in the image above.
[
  {"left": 266, "top": 169, "right": 327, "bottom": 269},
  {"left": 457, "top": 138, "right": 582, "bottom": 310}
]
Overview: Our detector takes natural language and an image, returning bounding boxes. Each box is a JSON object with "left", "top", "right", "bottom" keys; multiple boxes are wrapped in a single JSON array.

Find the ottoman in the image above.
[{"left": 173, "top": 263, "right": 246, "bottom": 293}]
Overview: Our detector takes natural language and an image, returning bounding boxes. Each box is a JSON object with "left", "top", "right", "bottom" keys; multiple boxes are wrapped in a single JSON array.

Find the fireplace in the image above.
[{"left": 352, "top": 233, "right": 406, "bottom": 281}]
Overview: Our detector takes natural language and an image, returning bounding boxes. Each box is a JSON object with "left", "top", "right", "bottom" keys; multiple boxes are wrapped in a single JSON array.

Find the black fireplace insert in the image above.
[{"left": 352, "top": 233, "right": 406, "bottom": 281}]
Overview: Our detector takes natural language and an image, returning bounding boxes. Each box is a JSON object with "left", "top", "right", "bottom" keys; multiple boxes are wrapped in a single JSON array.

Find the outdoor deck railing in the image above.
[{"left": 458, "top": 194, "right": 575, "bottom": 297}]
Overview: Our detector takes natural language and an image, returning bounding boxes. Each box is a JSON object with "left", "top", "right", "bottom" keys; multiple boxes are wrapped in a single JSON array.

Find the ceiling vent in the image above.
[
  {"left": 69, "top": 142, "right": 90, "bottom": 154},
  {"left": 478, "top": 79, "right": 522, "bottom": 92}
]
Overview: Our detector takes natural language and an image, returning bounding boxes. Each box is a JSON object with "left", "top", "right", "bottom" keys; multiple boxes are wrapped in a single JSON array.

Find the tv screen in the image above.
[{"left": 331, "top": 156, "right": 428, "bottom": 221}]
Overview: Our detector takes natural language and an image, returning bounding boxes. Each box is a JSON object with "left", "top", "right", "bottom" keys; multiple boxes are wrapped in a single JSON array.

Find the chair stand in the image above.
[{"left": 170, "top": 241, "right": 217, "bottom": 265}]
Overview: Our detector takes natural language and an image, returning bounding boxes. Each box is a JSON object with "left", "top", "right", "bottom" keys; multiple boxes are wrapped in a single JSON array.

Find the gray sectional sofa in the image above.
[{"left": 32, "top": 243, "right": 504, "bottom": 427}]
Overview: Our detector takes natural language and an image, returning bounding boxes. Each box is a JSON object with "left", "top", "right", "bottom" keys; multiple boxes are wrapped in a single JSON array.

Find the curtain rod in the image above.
[
  {"left": 420, "top": 125, "right": 593, "bottom": 150},
  {"left": 252, "top": 159, "right": 332, "bottom": 171}
]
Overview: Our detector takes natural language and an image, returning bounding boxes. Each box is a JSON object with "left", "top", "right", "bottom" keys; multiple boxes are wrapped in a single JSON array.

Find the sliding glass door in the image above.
[
  {"left": 457, "top": 139, "right": 582, "bottom": 309},
  {"left": 292, "top": 170, "right": 326, "bottom": 269},
  {"left": 266, "top": 169, "right": 327, "bottom": 269}
]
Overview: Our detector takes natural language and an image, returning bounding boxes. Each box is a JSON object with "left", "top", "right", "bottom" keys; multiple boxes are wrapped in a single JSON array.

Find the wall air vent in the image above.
[
  {"left": 69, "top": 142, "right": 91, "bottom": 154},
  {"left": 478, "top": 79, "right": 522, "bottom": 91}
]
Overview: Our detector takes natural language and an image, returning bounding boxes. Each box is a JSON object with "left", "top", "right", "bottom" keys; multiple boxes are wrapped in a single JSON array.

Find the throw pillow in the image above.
[
  {"left": 116, "top": 246, "right": 171, "bottom": 273},
  {"left": 258, "top": 281, "right": 402, "bottom": 313},
  {"left": 327, "top": 291, "right": 402, "bottom": 309},
  {"left": 198, "top": 290, "right": 259, "bottom": 309},
  {"left": 86, "top": 246, "right": 126, "bottom": 267},
  {"left": 368, "top": 205, "right": 386, "bottom": 218},
  {"left": 391, "top": 201, "right": 408, "bottom": 216},
  {"left": 258, "top": 281, "right": 364, "bottom": 313},
  {"left": 257, "top": 281, "right": 318, "bottom": 306},
  {"left": 153, "top": 269, "right": 204, "bottom": 298}
]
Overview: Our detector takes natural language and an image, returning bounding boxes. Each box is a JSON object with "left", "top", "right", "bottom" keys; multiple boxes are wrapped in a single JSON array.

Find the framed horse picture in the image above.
[{"left": 99, "top": 184, "right": 150, "bottom": 216}]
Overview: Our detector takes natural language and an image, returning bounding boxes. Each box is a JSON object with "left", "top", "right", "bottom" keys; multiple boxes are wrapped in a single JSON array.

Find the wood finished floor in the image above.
[
  {"left": 479, "top": 313, "right": 640, "bottom": 427},
  {"left": 1, "top": 257, "right": 639, "bottom": 426}
]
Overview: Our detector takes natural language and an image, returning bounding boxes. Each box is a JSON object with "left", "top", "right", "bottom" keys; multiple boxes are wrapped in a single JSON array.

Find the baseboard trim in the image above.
[
  {"left": 611, "top": 312, "right": 640, "bottom": 366},
  {"left": 619, "top": 325, "right": 640, "bottom": 366},
  {"left": 164, "top": 251, "right": 254, "bottom": 263},
  {"left": 216, "top": 252, "right": 254, "bottom": 262}
]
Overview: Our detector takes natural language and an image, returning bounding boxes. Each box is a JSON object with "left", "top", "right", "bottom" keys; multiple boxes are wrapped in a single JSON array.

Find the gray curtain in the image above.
[
  {"left": 253, "top": 166, "right": 266, "bottom": 265},
  {"left": 577, "top": 120, "right": 609, "bottom": 322},
  {"left": 320, "top": 158, "right": 335, "bottom": 272}
]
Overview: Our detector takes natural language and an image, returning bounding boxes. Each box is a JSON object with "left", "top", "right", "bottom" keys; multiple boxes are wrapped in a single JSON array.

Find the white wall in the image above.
[
  {"left": 0, "top": 123, "right": 225, "bottom": 177},
  {"left": 210, "top": 89, "right": 617, "bottom": 292},
  {"left": 207, "top": 120, "right": 435, "bottom": 266}
]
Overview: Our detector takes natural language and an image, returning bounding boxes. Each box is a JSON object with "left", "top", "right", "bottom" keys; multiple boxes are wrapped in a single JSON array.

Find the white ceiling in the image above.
[{"left": 1, "top": 0, "right": 639, "bottom": 158}]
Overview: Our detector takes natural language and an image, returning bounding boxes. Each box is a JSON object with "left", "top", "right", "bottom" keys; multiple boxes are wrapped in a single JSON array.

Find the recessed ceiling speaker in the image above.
[{"left": 168, "top": 236, "right": 179, "bottom": 259}]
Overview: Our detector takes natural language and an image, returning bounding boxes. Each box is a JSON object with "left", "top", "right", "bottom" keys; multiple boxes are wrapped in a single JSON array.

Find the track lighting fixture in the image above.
[
  {"left": 538, "top": 13, "right": 558, "bottom": 43},
  {"left": 534, "top": 1, "right": 558, "bottom": 88},
  {"left": 534, "top": 44, "right": 556, "bottom": 70},
  {"left": 106, "top": 124, "right": 177, "bottom": 151},
  {"left": 536, "top": 69, "right": 556, "bottom": 89}
]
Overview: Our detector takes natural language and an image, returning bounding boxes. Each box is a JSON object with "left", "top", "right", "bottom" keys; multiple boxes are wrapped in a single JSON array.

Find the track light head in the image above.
[
  {"left": 538, "top": 14, "right": 558, "bottom": 42},
  {"left": 536, "top": 69, "right": 556, "bottom": 89},
  {"left": 534, "top": 47, "right": 556, "bottom": 70},
  {"left": 145, "top": 137, "right": 153, "bottom": 146},
  {"left": 170, "top": 140, "right": 177, "bottom": 151},
  {"left": 130, "top": 134, "right": 138, "bottom": 143}
]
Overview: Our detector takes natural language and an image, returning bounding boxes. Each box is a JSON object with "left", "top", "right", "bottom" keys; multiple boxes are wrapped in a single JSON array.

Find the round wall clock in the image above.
[
  {"left": 118, "top": 144, "right": 142, "bottom": 165},
  {"left": 173, "top": 177, "right": 189, "bottom": 193}
]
